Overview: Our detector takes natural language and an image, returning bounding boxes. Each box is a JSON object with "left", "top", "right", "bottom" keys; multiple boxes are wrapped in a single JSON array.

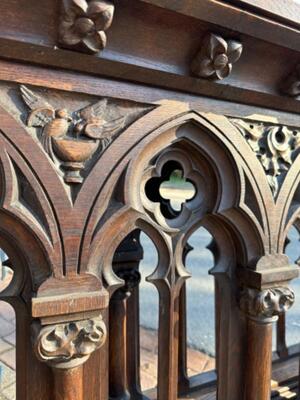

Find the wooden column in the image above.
[
  {"left": 52, "top": 366, "right": 83, "bottom": 400},
  {"left": 240, "top": 287, "right": 295, "bottom": 400},
  {"left": 109, "top": 230, "right": 145, "bottom": 400},
  {"left": 32, "top": 316, "right": 107, "bottom": 400}
]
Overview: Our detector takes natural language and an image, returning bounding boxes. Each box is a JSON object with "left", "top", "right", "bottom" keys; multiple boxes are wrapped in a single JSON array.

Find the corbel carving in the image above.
[
  {"left": 239, "top": 287, "right": 295, "bottom": 321},
  {"left": 59, "top": 0, "right": 115, "bottom": 54},
  {"left": 280, "top": 64, "right": 300, "bottom": 97},
  {"left": 33, "top": 315, "right": 107, "bottom": 368},
  {"left": 191, "top": 33, "right": 243, "bottom": 80}
]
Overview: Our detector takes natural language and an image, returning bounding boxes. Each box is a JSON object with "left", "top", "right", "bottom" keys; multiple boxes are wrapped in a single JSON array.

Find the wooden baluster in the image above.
[
  {"left": 109, "top": 230, "right": 146, "bottom": 399},
  {"left": 240, "top": 287, "right": 295, "bottom": 400},
  {"left": 177, "top": 284, "right": 189, "bottom": 394},
  {"left": 178, "top": 243, "right": 193, "bottom": 394},
  {"left": 157, "top": 285, "right": 180, "bottom": 400}
]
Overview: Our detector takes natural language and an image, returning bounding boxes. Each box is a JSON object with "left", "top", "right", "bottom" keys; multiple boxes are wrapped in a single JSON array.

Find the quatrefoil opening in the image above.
[
  {"left": 141, "top": 150, "right": 206, "bottom": 230},
  {"left": 145, "top": 161, "right": 196, "bottom": 219}
]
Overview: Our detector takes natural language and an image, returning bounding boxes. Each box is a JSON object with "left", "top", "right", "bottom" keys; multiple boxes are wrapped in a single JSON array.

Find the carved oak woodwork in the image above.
[
  {"left": 59, "top": 0, "right": 115, "bottom": 54},
  {"left": 0, "top": 2, "right": 300, "bottom": 400},
  {"left": 191, "top": 33, "right": 243, "bottom": 80}
]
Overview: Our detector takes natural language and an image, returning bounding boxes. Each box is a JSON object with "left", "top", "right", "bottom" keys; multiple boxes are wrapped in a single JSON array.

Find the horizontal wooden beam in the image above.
[
  {"left": 0, "top": 38, "right": 300, "bottom": 115},
  {"left": 139, "top": 0, "right": 300, "bottom": 52}
]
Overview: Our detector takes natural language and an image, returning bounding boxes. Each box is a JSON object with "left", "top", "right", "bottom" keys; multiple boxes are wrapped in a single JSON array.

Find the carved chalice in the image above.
[{"left": 53, "top": 137, "right": 98, "bottom": 183}]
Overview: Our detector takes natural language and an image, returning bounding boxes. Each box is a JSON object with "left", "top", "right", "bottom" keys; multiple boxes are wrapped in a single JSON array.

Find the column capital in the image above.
[
  {"left": 239, "top": 286, "right": 295, "bottom": 322},
  {"left": 32, "top": 315, "right": 107, "bottom": 369}
]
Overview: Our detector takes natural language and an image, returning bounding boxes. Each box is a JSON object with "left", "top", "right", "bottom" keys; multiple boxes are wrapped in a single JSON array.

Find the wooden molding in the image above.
[{"left": 59, "top": 0, "right": 114, "bottom": 54}]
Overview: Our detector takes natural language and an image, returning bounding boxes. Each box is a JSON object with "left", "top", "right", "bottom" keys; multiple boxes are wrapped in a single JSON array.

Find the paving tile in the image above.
[
  {"left": 0, "top": 350, "right": 15, "bottom": 371},
  {"left": 1, "top": 383, "right": 15, "bottom": 400},
  {"left": 0, "top": 304, "right": 14, "bottom": 324},
  {"left": 0, "top": 363, "right": 15, "bottom": 390},
  {"left": 2, "top": 335, "right": 15, "bottom": 348},
  {"left": 0, "top": 341, "right": 12, "bottom": 355},
  {"left": 0, "top": 319, "right": 14, "bottom": 339}
]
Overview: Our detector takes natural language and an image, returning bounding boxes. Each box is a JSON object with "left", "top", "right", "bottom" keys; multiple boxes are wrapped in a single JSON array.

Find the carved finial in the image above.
[
  {"left": 33, "top": 316, "right": 107, "bottom": 368},
  {"left": 280, "top": 64, "right": 300, "bottom": 97},
  {"left": 239, "top": 287, "right": 295, "bottom": 321},
  {"left": 191, "top": 33, "right": 243, "bottom": 80},
  {"left": 59, "top": 0, "right": 115, "bottom": 54}
]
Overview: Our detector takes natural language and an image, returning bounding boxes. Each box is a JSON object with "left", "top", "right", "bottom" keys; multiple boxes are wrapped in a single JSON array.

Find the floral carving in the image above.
[
  {"left": 59, "top": 0, "right": 115, "bottom": 54},
  {"left": 231, "top": 119, "right": 300, "bottom": 196},
  {"left": 280, "top": 64, "right": 300, "bottom": 97},
  {"left": 20, "top": 85, "right": 126, "bottom": 184},
  {"left": 33, "top": 316, "right": 107, "bottom": 368},
  {"left": 239, "top": 287, "right": 295, "bottom": 320},
  {"left": 191, "top": 33, "right": 243, "bottom": 80}
]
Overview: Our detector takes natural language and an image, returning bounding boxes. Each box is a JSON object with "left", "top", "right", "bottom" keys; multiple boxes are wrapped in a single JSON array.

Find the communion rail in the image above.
[{"left": 0, "top": 1, "right": 300, "bottom": 400}]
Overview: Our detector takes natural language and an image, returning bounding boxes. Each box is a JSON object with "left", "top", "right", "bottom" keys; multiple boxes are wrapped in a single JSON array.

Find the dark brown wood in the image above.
[
  {"left": 245, "top": 319, "right": 273, "bottom": 400},
  {"left": 52, "top": 367, "right": 83, "bottom": 400},
  {"left": 0, "top": 2, "right": 300, "bottom": 400}
]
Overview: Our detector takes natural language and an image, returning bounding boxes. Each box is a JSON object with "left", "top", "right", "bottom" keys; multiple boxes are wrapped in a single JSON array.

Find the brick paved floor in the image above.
[{"left": 0, "top": 302, "right": 15, "bottom": 400}]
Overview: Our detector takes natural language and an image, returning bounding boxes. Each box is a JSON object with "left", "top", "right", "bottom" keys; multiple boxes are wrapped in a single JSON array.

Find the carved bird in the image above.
[
  {"left": 74, "top": 99, "right": 126, "bottom": 150},
  {"left": 20, "top": 85, "right": 127, "bottom": 159},
  {"left": 20, "top": 85, "right": 72, "bottom": 159}
]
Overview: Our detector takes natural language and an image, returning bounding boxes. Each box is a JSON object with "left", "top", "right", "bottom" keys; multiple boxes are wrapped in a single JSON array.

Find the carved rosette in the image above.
[
  {"left": 239, "top": 287, "right": 295, "bottom": 321},
  {"left": 281, "top": 64, "right": 300, "bottom": 97},
  {"left": 191, "top": 33, "right": 243, "bottom": 80},
  {"left": 33, "top": 316, "right": 107, "bottom": 369},
  {"left": 231, "top": 118, "right": 300, "bottom": 196},
  {"left": 59, "top": 0, "right": 115, "bottom": 54}
]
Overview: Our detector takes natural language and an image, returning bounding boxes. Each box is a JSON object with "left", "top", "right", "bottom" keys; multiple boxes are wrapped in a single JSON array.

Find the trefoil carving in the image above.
[
  {"left": 230, "top": 118, "right": 300, "bottom": 196},
  {"left": 59, "top": 0, "right": 115, "bottom": 54},
  {"left": 191, "top": 33, "right": 243, "bottom": 80}
]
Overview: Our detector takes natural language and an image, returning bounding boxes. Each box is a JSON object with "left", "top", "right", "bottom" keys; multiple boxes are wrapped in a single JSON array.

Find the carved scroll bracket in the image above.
[
  {"left": 239, "top": 286, "right": 295, "bottom": 323},
  {"left": 32, "top": 315, "right": 107, "bottom": 369}
]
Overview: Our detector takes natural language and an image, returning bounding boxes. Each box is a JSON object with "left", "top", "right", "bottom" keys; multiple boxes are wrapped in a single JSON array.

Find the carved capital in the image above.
[
  {"left": 33, "top": 316, "right": 107, "bottom": 369},
  {"left": 281, "top": 64, "right": 300, "bottom": 97},
  {"left": 239, "top": 287, "right": 295, "bottom": 321},
  {"left": 59, "top": 0, "right": 115, "bottom": 54},
  {"left": 191, "top": 33, "right": 242, "bottom": 80}
]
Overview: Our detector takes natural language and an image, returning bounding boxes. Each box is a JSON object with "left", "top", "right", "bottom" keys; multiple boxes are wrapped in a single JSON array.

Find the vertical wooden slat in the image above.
[{"left": 157, "top": 285, "right": 180, "bottom": 400}]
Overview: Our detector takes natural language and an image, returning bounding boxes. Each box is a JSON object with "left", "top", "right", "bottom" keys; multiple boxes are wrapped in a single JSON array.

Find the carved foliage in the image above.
[
  {"left": 191, "top": 33, "right": 243, "bottom": 80},
  {"left": 59, "top": 0, "right": 115, "bottom": 54},
  {"left": 34, "top": 316, "right": 107, "bottom": 368},
  {"left": 231, "top": 118, "right": 300, "bottom": 196},
  {"left": 239, "top": 287, "right": 295, "bottom": 320},
  {"left": 281, "top": 64, "right": 300, "bottom": 97}
]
